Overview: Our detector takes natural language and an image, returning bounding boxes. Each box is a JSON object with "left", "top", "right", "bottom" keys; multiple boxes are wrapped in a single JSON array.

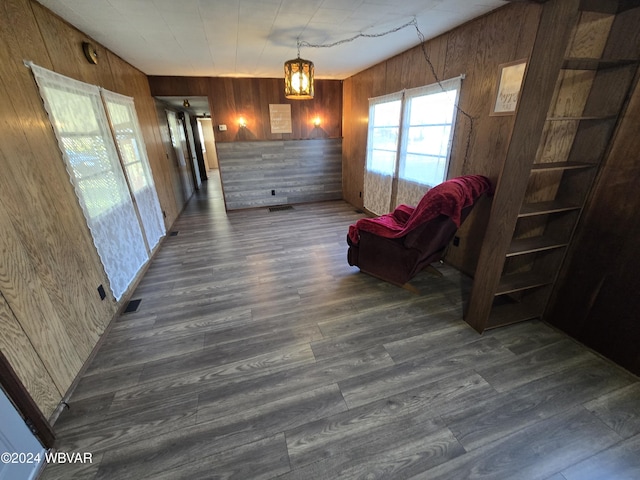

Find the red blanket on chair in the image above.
[{"left": 348, "top": 175, "right": 492, "bottom": 245}]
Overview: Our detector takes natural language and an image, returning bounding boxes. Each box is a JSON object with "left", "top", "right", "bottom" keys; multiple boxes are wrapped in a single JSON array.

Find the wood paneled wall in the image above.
[
  {"left": 342, "top": 3, "right": 543, "bottom": 275},
  {"left": 148, "top": 76, "right": 343, "bottom": 142},
  {"left": 216, "top": 139, "right": 342, "bottom": 210},
  {"left": 0, "top": 0, "right": 182, "bottom": 418}
]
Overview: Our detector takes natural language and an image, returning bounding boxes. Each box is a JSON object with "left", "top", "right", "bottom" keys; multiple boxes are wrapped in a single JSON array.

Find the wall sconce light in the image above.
[
  {"left": 313, "top": 116, "right": 321, "bottom": 127},
  {"left": 284, "top": 54, "right": 314, "bottom": 100},
  {"left": 238, "top": 117, "right": 247, "bottom": 128}
]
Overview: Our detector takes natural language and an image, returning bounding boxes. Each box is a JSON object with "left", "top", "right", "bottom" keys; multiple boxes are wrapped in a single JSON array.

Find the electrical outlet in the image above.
[
  {"left": 271, "top": 190, "right": 275, "bottom": 196},
  {"left": 97, "top": 284, "right": 106, "bottom": 300}
]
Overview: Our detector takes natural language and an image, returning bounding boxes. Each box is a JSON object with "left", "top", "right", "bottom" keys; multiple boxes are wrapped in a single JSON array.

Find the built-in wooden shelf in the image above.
[
  {"left": 496, "top": 272, "right": 553, "bottom": 295},
  {"left": 519, "top": 200, "right": 581, "bottom": 217},
  {"left": 487, "top": 302, "right": 542, "bottom": 330},
  {"left": 464, "top": 1, "right": 639, "bottom": 334},
  {"left": 507, "top": 236, "right": 567, "bottom": 257},
  {"left": 530, "top": 161, "right": 594, "bottom": 172},
  {"left": 562, "top": 57, "right": 637, "bottom": 71}
]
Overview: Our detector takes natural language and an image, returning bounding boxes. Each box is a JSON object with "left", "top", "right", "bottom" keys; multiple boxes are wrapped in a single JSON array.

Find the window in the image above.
[
  {"left": 29, "top": 63, "right": 165, "bottom": 300},
  {"left": 366, "top": 93, "right": 402, "bottom": 176},
  {"left": 42, "top": 83, "right": 126, "bottom": 220},
  {"left": 103, "top": 91, "right": 165, "bottom": 251},
  {"left": 364, "top": 77, "right": 462, "bottom": 214},
  {"left": 401, "top": 83, "right": 460, "bottom": 187}
]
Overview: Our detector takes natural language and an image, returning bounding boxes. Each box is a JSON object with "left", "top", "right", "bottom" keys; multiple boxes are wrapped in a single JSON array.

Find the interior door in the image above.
[
  {"left": 0, "top": 389, "right": 45, "bottom": 480},
  {"left": 166, "top": 110, "right": 194, "bottom": 203},
  {"left": 178, "top": 112, "right": 201, "bottom": 189}
]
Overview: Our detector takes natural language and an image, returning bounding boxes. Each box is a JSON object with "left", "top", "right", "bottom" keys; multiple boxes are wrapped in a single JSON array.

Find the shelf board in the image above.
[
  {"left": 519, "top": 200, "right": 581, "bottom": 217},
  {"left": 507, "top": 236, "right": 567, "bottom": 257},
  {"left": 562, "top": 57, "right": 638, "bottom": 71},
  {"left": 546, "top": 115, "right": 617, "bottom": 121},
  {"left": 530, "top": 161, "right": 594, "bottom": 172},
  {"left": 496, "top": 272, "right": 553, "bottom": 296},
  {"left": 487, "top": 302, "right": 541, "bottom": 330}
]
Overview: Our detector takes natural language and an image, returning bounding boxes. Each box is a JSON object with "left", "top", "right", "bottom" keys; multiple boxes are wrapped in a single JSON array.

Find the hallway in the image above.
[{"left": 42, "top": 183, "right": 640, "bottom": 480}]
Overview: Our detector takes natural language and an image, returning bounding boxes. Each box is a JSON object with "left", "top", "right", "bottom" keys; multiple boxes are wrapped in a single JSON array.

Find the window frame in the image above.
[
  {"left": 365, "top": 92, "right": 403, "bottom": 177},
  {"left": 365, "top": 76, "right": 463, "bottom": 191},
  {"left": 399, "top": 79, "right": 461, "bottom": 188}
]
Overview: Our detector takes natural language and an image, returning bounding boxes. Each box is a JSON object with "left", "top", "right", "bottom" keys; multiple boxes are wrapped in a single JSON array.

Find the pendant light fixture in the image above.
[{"left": 284, "top": 42, "right": 314, "bottom": 100}]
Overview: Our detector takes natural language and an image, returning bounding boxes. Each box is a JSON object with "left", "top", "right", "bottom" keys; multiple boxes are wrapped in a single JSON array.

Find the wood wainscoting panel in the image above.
[{"left": 216, "top": 139, "right": 342, "bottom": 210}]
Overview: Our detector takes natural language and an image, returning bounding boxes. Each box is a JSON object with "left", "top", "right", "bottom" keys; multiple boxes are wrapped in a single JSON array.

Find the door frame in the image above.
[
  {"left": 0, "top": 351, "right": 55, "bottom": 449},
  {"left": 177, "top": 111, "right": 200, "bottom": 190}
]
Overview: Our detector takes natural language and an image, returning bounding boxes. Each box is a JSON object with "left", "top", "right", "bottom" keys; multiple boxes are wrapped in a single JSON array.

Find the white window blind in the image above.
[
  {"left": 103, "top": 91, "right": 165, "bottom": 251},
  {"left": 29, "top": 63, "right": 151, "bottom": 300}
]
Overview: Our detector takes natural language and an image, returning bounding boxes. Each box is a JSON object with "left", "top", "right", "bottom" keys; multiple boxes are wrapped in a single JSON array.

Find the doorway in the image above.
[{"left": 155, "top": 96, "right": 223, "bottom": 197}]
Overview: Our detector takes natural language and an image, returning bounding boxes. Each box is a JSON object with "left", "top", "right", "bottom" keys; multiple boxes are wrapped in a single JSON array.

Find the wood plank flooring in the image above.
[{"left": 41, "top": 175, "right": 640, "bottom": 480}]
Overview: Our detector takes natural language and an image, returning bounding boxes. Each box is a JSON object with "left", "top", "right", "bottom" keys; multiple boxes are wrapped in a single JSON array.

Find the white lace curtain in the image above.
[
  {"left": 103, "top": 90, "right": 165, "bottom": 251},
  {"left": 29, "top": 63, "right": 165, "bottom": 300}
]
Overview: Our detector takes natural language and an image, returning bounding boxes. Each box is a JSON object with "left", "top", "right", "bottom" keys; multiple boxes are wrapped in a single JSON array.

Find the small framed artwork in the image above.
[{"left": 491, "top": 59, "right": 527, "bottom": 116}]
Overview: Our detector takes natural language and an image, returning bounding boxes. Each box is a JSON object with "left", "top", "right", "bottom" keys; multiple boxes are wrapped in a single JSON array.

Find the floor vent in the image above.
[
  {"left": 268, "top": 205, "right": 294, "bottom": 212},
  {"left": 169, "top": 231, "right": 179, "bottom": 236},
  {"left": 124, "top": 299, "right": 142, "bottom": 313}
]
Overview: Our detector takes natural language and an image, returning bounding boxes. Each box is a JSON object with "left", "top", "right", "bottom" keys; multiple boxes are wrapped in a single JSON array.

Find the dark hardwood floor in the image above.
[{"left": 41, "top": 174, "right": 640, "bottom": 480}]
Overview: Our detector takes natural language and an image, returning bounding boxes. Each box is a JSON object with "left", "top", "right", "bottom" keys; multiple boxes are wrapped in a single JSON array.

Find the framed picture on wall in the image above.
[
  {"left": 491, "top": 59, "right": 527, "bottom": 115},
  {"left": 269, "top": 104, "right": 292, "bottom": 133}
]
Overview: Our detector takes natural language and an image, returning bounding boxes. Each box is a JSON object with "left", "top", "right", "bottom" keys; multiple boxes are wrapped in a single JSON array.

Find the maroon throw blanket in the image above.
[{"left": 348, "top": 175, "right": 492, "bottom": 245}]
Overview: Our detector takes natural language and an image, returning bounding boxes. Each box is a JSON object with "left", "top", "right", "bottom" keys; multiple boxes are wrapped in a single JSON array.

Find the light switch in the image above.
[{"left": 219, "top": 124, "right": 227, "bottom": 131}]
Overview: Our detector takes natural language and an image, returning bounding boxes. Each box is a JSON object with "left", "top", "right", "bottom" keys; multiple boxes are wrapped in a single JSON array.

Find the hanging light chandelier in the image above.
[
  {"left": 284, "top": 19, "right": 419, "bottom": 101},
  {"left": 284, "top": 52, "right": 314, "bottom": 100}
]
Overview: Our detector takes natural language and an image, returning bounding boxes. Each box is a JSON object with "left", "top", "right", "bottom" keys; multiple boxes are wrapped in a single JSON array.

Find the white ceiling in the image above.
[{"left": 37, "top": 0, "right": 510, "bottom": 79}]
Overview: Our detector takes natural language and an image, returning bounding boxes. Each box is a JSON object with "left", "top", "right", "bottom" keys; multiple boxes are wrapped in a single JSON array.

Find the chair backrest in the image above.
[
  {"left": 404, "top": 205, "right": 474, "bottom": 252},
  {"left": 398, "top": 175, "right": 492, "bottom": 236},
  {"left": 348, "top": 175, "right": 492, "bottom": 246},
  {"left": 402, "top": 205, "right": 475, "bottom": 277}
]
